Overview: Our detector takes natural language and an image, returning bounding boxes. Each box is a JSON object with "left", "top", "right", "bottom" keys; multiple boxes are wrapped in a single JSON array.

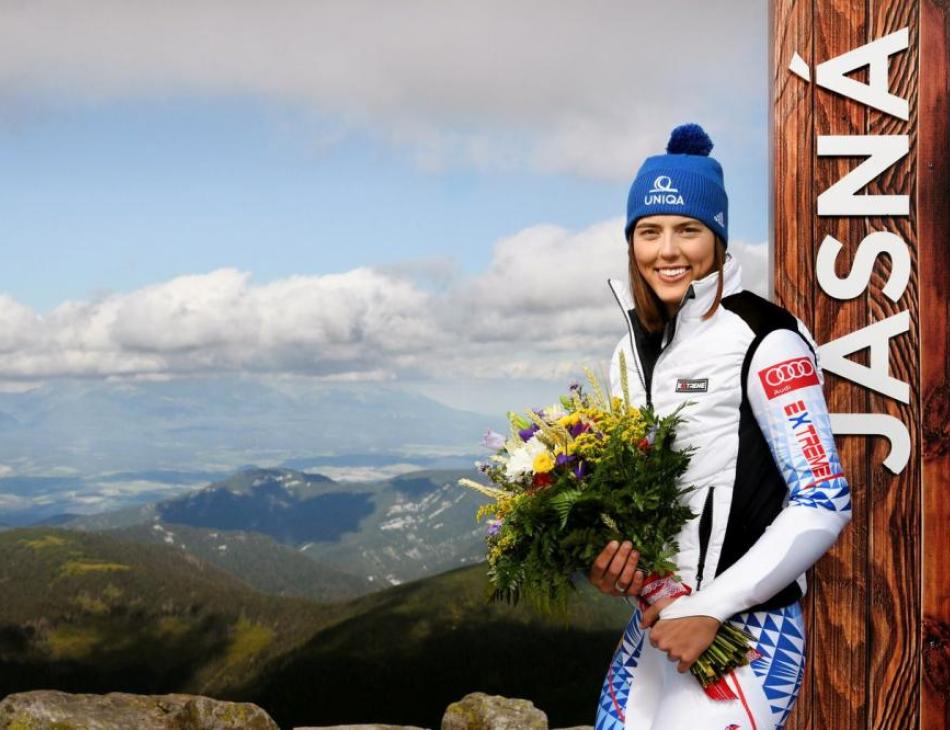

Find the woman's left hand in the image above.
[{"left": 640, "top": 598, "right": 721, "bottom": 673}]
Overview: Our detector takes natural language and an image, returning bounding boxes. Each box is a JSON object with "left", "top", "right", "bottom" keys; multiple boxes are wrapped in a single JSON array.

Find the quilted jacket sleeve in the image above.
[{"left": 659, "top": 328, "right": 852, "bottom": 623}]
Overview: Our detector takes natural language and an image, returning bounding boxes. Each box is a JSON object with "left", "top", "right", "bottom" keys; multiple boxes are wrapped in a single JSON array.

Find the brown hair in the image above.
[{"left": 627, "top": 233, "right": 726, "bottom": 333}]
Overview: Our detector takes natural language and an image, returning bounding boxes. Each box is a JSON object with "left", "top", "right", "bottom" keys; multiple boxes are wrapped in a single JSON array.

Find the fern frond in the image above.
[{"left": 549, "top": 489, "right": 583, "bottom": 528}]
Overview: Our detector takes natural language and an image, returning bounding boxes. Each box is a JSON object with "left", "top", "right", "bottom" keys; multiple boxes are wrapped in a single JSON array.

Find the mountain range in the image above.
[
  {"left": 0, "top": 526, "right": 630, "bottom": 729},
  {"left": 0, "top": 377, "right": 500, "bottom": 522},
  {"left": 54, "top": 466, "right": 490, "bottom": 591},
  {"left": 109, "top": 521, "right": 372, "bottom": 602}
]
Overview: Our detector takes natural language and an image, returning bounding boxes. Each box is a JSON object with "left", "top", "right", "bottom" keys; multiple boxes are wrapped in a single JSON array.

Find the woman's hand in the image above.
[
  {"left": 641, "top": 597, "right": 721, "bottom": 673},
  {"left": 588, "top": 540, "right": 646, "bottom": 597}
]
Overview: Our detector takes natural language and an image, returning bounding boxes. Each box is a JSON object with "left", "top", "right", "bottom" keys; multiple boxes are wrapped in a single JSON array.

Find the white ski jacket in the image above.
[{"left": 607, "top": 253, "right": 852, "bottom": 622}]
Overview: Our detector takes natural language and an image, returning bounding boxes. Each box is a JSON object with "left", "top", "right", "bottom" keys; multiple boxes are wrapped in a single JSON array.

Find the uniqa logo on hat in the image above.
[{"left": 644, "top": 175, "right": 685, "bottom": 206}]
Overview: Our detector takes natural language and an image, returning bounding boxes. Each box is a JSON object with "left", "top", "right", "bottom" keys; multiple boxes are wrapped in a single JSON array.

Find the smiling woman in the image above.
[
  {"left": 590, "top": 124, "right": 852, "bottom": 729},
  {"left": 628, "top": 215, "right": 726, "bottom": 332}
]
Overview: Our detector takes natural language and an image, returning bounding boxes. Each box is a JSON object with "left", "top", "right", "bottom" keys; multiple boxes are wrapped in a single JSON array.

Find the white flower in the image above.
[
  {"left": 504, "top": 436, "right": 549, "bottom": 480},
  {"left": 542, "top": 403, "right": 567, "bottom": 420}
]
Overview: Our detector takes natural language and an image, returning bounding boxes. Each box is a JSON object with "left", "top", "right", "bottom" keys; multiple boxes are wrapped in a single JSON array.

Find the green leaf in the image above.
[{"left": 548, "top": 489, "right": 582, "bottom": 529}]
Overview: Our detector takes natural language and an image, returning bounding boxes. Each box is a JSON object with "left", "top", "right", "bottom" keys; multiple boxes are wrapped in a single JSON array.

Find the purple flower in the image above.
[
  {"left": 555, "top": 452, "right": 574, "bottom": 466},
  {"left": 568, "top": 420, "right": 589, "bottom": 438},
  {"left": 487, "top": 519, "right": 502, "bottom": 536},
  {"left": 573, "top": 460, "right": 587, "bottom": 480},
  {"left": 482, "top": 428, "right": 507, "bottom": 451},
  {"left": 518, "top": 424, "right": 540, "bottom": 442}
]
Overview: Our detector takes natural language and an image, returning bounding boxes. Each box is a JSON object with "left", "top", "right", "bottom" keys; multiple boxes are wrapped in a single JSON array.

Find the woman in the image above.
[{"left": 588, "top": 124, "right": 851, "bottom": 729}]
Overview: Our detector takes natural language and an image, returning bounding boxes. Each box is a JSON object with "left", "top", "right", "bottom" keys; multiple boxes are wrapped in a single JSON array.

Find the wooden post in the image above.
[
  {"left": 919, "top": 3, "right": 950, "bottom": 728},
  {"left": 771, "top": 1, "right": 949, "bottom": 727}
]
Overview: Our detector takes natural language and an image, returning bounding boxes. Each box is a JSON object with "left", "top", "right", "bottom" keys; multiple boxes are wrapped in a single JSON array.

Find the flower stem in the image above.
[{"left": 689, "top": 623, "right": 757, "bottom": 688}]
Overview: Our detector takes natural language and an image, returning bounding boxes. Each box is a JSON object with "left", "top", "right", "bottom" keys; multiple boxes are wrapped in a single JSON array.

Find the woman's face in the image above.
[{"left": 631, "top": 214, "right": 716, "bottom": 314}]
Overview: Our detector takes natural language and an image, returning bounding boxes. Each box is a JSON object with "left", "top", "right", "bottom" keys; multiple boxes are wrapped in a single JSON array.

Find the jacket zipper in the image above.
[
  {"left": 607, "top": 282, "right": 648, "bottom": 401},
  {"left": 607, "top": 279, "right": 693, "bottom": 406},
  {"left": 694, "top": 487, "right": 715, "bottom": 590},
  {"left": 609, "top": 281, "right": 711, "bottom": 587},
  {"left": 652, "top": 312, "right": 679, "bottom": 383},
  {"left": 654, "top": 306, "right": 714, "bottom": 590}
]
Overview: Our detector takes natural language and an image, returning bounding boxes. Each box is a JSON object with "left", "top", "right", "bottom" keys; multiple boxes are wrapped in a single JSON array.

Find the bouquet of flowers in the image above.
[{"left": 459, "top": 354, "right": 755, "bottom": 696}]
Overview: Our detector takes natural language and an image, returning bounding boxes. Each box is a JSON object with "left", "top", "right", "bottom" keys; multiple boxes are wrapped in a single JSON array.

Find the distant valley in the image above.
[
  {"left": 0, "top": 375, "right": 627, "bottom": 728},
  {"left": 37, "top": 466, "right": 492, "bottom": 594},
  {"left": 0, "top": 377, "right": 499, "bottom": 522},
  {"left": 0, "top": 527, "right": 630, "bottom": 729}
]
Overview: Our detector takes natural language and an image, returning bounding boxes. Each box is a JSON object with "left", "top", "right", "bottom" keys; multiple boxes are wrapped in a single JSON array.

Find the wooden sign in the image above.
[{"left": 770, "top": 1, "right": 950, "bottom": 727}]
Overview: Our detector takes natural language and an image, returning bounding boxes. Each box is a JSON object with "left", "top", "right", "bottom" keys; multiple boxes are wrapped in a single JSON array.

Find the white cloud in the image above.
[
  {"left": 305, "top": 464, "right": 422, "bottom": 482},
  {"left": 0, "top": 218, "right": 769, "bottom": 383},
  {"left": 0, "top": 266, "right": 439, "bottom": 380},
  {"left": 0, "top": 1, "right": 765, "bottom": 180},
  {"left": 728, "top": 239, "right": 770, "bottom": 298},
  {"left": 0, "top": 295, "right": 41, "bottom": 353},
  {"left": 0, "top": 493, "right": 31, "bottom": 510},
  {"left": 92, "top": 480, "right": 194, "bottom": 499}
]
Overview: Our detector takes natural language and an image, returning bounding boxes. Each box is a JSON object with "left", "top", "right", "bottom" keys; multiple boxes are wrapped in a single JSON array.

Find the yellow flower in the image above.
[
  {"left": 532, "top": 451, "right": 555, "bottom": 474},
  {"left": 488, "top": 531, "right": 518, "bottom": 563},
  {"left": 475, "top": 503, "right": 498, "bottom": 522},
  {"left": 572, "top": 432, "right": 598, "bottom": 457},
  {"left": 557, "top": 413, "right": 581, "bottom": 428}
]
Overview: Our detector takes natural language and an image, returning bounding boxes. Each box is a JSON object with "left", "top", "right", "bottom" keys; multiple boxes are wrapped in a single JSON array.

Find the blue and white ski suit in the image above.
[{"left": 596, "top": 254, "right": 851, "bottom": 730}]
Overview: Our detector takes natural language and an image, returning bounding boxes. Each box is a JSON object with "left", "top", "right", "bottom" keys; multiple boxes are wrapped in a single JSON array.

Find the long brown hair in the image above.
[{"left": 627, "top": 233, "right": 726, "bottom": 333}]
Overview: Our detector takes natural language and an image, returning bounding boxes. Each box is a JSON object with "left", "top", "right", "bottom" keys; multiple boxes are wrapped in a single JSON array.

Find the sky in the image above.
[{"left": 0, "top": 1, "right": 770, "bottom": 415}]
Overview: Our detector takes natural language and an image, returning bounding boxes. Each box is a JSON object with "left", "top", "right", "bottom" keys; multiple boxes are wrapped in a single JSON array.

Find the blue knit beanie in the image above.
[{"left": 624, "top": 123, "right": 728, "bottom": 246}]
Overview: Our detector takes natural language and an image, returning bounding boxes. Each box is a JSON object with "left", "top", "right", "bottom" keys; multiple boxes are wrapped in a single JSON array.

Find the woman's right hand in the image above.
[{"left": 588, "top": 540, "right": 646, "bottom": 597}]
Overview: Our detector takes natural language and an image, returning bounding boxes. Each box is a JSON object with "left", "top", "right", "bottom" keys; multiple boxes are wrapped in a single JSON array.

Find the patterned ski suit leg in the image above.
[{"left": 595, "top": 603, "right": 806, "bottom": 730}]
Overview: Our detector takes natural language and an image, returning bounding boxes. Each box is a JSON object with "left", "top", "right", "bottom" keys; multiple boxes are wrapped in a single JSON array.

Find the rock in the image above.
[
  {"left": 294, "top": 726, "right": 427, "bottom": 729},
  {"left": 0, "top": 690, "right": 279, "bottom": 730},
  {"left": 441, "top": 692, "right": 547, "bottom": 730}
]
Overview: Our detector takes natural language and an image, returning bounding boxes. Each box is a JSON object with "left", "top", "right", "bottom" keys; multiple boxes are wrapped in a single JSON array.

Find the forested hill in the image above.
[{"left": 0, "top": 527, "right": 631, "bottom": 729}]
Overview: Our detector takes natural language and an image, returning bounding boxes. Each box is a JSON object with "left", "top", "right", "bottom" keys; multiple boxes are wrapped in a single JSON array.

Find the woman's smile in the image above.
[
  {"left": 655, "top": 266, "right": 691, "bottom": 283},
  {"left": 632, "top": 214, "right": 716, "bottom": 315}
]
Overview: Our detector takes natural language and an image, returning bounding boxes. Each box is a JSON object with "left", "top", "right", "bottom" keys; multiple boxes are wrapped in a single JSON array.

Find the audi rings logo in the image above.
[
  {"left": 758, "top": 356, "right": 819, "bottom": 400},
  {"left": 764, "top": 359, "right": 814, "bottom": 386}
]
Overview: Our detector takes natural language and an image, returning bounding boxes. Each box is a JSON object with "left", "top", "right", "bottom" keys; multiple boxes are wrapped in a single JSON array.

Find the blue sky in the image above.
[
  {"left": 2, "top": 94, "right": 767, "bottom": 314},
  {"left": 1, "top": 96, "right": 618, "bottom": 311},
  {"left": 0, "top": 1, "right": 769, "bottom": 413}
]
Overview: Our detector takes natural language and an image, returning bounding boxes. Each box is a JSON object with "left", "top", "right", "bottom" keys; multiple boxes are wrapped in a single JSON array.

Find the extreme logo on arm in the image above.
[{"left": 783, "top": 399, "right": 845, "bottom": 490}]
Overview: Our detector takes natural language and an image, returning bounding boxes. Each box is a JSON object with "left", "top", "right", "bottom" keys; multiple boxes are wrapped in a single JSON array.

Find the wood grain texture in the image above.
[
  {"left": 772, "top": 0, "right": 927, "bottom": 727},
  {"left": 865, "top": 2, "right": 921, "bottom": 729},
  {"left": 810, "top": 2, "right": 871, "bottom": 727},
  {"left": 770, "top": 0, "right": 816, "bottom": 726},
  {"left": 919, "top": 2, "right": 950, "bottom": 728}
]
